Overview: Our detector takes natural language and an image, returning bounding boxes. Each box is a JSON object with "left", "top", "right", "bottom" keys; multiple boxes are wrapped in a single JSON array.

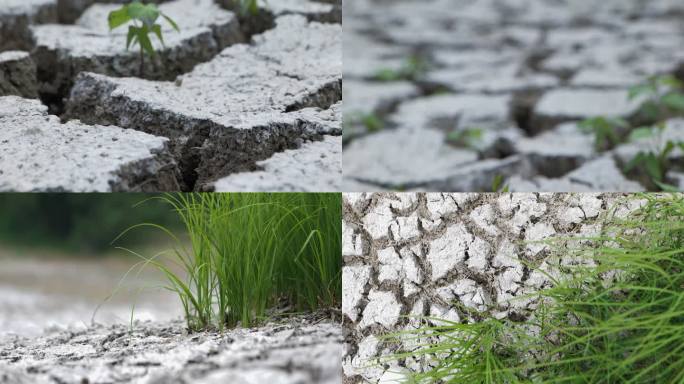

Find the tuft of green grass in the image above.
[
  {"left": 115, "top": 193, "right": 341, "bottom": 331},
  {"left": 378, "top": 194, "right": 684, "bottom": 383}
]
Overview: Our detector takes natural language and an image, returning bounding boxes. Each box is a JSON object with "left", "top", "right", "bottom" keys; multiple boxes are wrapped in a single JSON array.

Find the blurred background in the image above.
[{"left": 0, "top": 194, "right": 185, "bottom": 339}]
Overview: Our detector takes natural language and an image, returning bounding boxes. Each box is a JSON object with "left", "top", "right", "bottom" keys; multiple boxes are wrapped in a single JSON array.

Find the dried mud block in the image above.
[{"left": 0, "top": 96, "right": 179, "bottom": 192}]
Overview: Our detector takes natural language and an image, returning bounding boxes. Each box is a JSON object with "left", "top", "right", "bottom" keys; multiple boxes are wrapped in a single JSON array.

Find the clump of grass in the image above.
[
  {"left": 116, "top": 193, "right": 341, "bottom": 331},
  {"left": 378, "top": 194, "right": 684, "bottom": 383}
]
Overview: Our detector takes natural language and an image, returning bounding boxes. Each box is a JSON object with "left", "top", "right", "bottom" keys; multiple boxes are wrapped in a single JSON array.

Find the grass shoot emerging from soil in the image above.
[
  {"left": 115, "top": 193, "right": 341, "bottom": 331},
  {"left": 378, "top": 194, "right": 684, "bottom": 383}
]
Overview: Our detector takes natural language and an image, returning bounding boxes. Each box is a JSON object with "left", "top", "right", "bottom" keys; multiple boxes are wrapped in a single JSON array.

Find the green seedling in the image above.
[
  {"left": 446, "top": 127, "right": 483, "bottom": 149},
  {"left": 346, "top": 111, "right": 384, "bottom": 133},
  {"left": 374, "top": 55, "right": 428, "bottom": 82},
  {"left": 231, "top": 0, "right": 260, "bottom": 16},
  {"left": 624, "top": 123, "right": 684, "bottom": 191},
  {"left": 629, "top": 75, "right": 684, "bottom": 122},
  {"left": 491, "top": 174, "right": 510, "bottom": 192},
  {"left": 578, "top": 116, "right": 628, "bottom": 151},
  {"left": 114, "top": 193, "right": 341, "bottom": 331},
  {"left": 108, "top": 1, "right": 180, "bottom": 76}
]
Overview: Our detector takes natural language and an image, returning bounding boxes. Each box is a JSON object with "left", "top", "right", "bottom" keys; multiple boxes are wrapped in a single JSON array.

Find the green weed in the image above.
[
  {"left": 115, "top": 193, "right": 341, "bottom": 331},
  {"left": 578, "top": 75, "right": 684, "bottom": 190},
  {"left": 374, "top": 56, "right": 428, "bottom": 82},
  {"left": 379, "top": 194, "right": 684, "bottom": 383},
  {"left": 578, "top": 116, "right": 628, "bottom": 151},
  {"left": 445, "top": 127, "right": 483, "bottom": 149},
  {"left": 624, "top": 123, "right": 684, "bottom": 191},
  {"left": 232, "top": 0, "right": 259, "bottom": 16},
  {"left": 491, "top": 174, "right": 510, "bottom": 192},
  {"left": 629, "top": 75, "right": 684, "bottom": 123},
  {"left": 108, "top": 1, "right": 179, "bottom": 76}
]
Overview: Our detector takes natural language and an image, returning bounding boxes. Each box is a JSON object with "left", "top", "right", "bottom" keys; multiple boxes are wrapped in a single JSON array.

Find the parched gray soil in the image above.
[
  {"left": 341, "top": 192, "right": 652, "bottom": 383},
  {"left": 0, "top": 317, "right": 342, "bottom": 384},
  {"left": 343, "top": 0, "right": 684, "bottom": 192},
  {"left": 0, "top": 0, "right": 341, "bottom": 192},
  {"left": 0, "top": 253, "right": 343, "bottom": 383}
]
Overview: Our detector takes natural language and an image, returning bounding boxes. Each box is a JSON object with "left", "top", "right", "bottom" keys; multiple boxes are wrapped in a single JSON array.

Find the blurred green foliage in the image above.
[{"left": 0, "top": 194, "right": 180, "bottom": 252}]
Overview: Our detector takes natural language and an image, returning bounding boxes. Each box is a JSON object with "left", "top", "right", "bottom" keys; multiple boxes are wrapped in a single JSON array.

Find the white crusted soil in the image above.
[
  {"left": 342, "top": 0, "right": 684, "bottom": 191},
  {"left": 0, "top": 96, "right": 179, "bottom": 192},
  {"left": 0, "top": 315, "right": 343, "bottom": 384},
  {"left": 65, "top": 14, "right": 342, "bottom": 191}
]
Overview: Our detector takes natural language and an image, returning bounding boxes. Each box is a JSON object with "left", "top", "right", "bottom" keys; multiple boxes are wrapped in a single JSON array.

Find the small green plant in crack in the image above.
[
  {"left": 230, "top": 0, "right": 261, "bottom": 16},
  {"left": 624, "top": 123, "right": 684, "bottom": 191},
  {"left": 578, "top": 116, "right": 628, "bottom": 151},
  {"left": 376, "top": 194, "right": 684, "bottom": 383},
  {"left": 108, "top": 1, "right": 180, "bottom": 77},
  {"left": 491, "top": 174, "right": 510, "bottom": 192},
  {"left": 374, "top": 55, "right": 428, "bottom": 82},
  {"left": 629, "top": 75, "right": 684, "bottom": 122},
  {"left": 346, "top": 111, "right": 385, "bottom": 133},
  {"left": 445, "top": 127, "right": 483, "bottom": 149}
]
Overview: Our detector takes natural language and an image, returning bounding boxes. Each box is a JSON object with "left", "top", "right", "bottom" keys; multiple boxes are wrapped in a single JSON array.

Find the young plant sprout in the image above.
[
  {"left": 446, "top": 127, "right": 483, "bottom": 149},
  {"left": 578, "top": 116, "right": 628, "bottom": 151},
  {"left": 624, "top": 123, "right": 684, "bottom": 191},
  {"left": 108, "top": 1, "right": 180, "bottom": 76},
  {"left": 629, "top": 75, "right": 684, "bottom": 122},
  {"left": 491, "top": 174, "right": 510, "bottom": 192},
  {"left": 374, "top": 55, "right": 428, "bottom": 82},
  {"left": 236, "top": 0, "right": 259, "bottom": 16}
]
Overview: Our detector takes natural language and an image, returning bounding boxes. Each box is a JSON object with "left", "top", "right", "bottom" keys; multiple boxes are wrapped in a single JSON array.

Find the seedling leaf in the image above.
[
  {"left": 108, "top": 7, "right": 131, "bottom": 30},
  {"left": 152, "top": 24, "right": 164, "bottom": 47},
  {"left": 162, "top": 14, "right": 180, "bottom": 32},
  {"left": 628, "top": 127, "right": 654, "bottom": 141},
  {"left": 662, "top": 92, "right": 684, "bottom": 112}
]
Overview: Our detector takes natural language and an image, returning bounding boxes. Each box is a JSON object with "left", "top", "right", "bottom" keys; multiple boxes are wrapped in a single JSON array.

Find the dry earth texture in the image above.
[
  {"left": 0, "top": 314, "right": 342, "bottom": 384},
  {"left": 0, "top": 0, "right": 341, "bottom": 192},
  {"left": 341, "top": 192, "right": 647, "bottom": 383},
  {"left": 343, "top": 0, "right": 684, "bottom": 192}
]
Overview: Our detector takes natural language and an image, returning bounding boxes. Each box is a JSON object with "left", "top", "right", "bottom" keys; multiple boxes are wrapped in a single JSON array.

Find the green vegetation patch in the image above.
[{"left": 118, "top": 193, "right": 341, "bottom": 331}]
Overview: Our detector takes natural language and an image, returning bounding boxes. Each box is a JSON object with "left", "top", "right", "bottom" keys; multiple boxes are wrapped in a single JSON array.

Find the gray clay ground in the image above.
[
  {"left": 0, "top": 252, "right": 343, "bottom": 384},
  {"left": 343, "top": 0, "right": 684, "bottom": 192},
  {"left": 0, "top": 0, "right": 341, "bottom": 192},
  {"left": 0, "top": 316, "right": 342, "bottom": 384},
  {"left": 341, "top": 192, "right": 651, "bottom": 383}
]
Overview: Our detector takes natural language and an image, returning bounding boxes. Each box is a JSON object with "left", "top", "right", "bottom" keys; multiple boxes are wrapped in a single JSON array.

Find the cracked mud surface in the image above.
[
  {"left": 0, "top": 0, "right": 341, "bottom": 192},
  {"left": 343, "top": 0, "right": 684, "bottom": 192},
  {"left": 341, "top": 192, "right": 647, "bottom": 383},
  {"left": 0, "top": 316, "right": 343, "bottom": 384}
]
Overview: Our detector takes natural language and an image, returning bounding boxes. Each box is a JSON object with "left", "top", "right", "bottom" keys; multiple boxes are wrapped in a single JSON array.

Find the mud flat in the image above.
[
  {"left": 343, "top": 0, "right": 684, "bottom": 192},
  {"left": 0, "top": 0, "right": 341, "bottom": 192}
]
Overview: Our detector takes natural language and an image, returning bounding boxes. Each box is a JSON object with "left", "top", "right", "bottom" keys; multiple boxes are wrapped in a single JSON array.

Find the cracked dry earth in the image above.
[
  {"left": 341, "top": 192, "right": 650, "bottom": 383},
  {"left": 0, "top": 0, "right": 341, "bottom": 192},
  {"left": 343, "top": 0, "right": 684, "bottom": 192},
  {"left": 0, "top": 314, "right": 343, "bottom": 384}
]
